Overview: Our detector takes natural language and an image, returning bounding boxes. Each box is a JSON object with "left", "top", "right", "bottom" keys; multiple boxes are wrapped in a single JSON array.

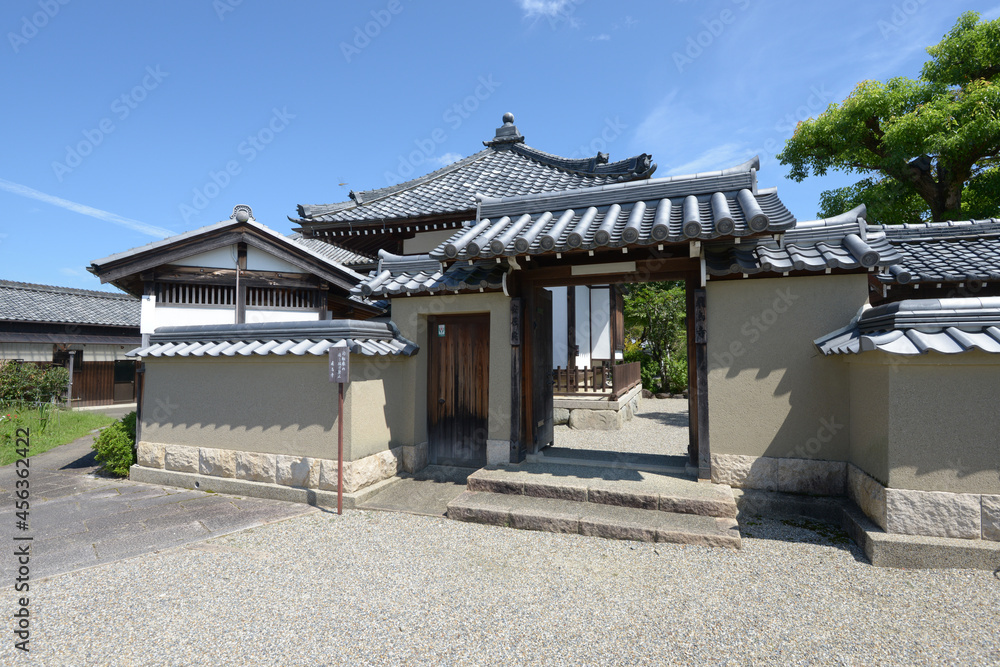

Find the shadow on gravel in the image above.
[
  {"left": 739, "top": 516, "right": 869, "bottom": 563},
  {"left": 632, "top": 411, "right": 690, "bottom": 429}
]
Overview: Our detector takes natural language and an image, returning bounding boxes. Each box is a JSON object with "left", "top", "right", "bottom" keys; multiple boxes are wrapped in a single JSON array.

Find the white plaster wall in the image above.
[
  {"left": 154, "top": 305, "right": 237, "bottom": 328},
  {"left": 0, "top": 343, "right": 51, "bottom": 362},
  {"left": 171, "top": 245, "right": 239, "bottom": 269},
  {"left": 574, "top": 285, "right": 591, "bottom": 368},
  {"left": 245, "top": 309, "right": 321, "bottom": 324},
  {"left": 550, "top": 286, "right": 568, "bottom": 369},
  {"left": 590, "top": 287, "right": 611, "bottom": 361},
  {"left": 246, "top": 246, "right": 303, "bottom": 273},
  {"left": 403, "top": 229, "right": 460, "bottom": 255}
]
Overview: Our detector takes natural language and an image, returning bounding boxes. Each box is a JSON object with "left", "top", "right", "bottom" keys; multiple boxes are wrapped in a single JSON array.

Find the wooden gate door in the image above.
[
  {"left": 530, "top": 288, "right": 554, "bottom": 453},
  {"left": 427, "top": 314, "right": 490, "bottom": 467}
]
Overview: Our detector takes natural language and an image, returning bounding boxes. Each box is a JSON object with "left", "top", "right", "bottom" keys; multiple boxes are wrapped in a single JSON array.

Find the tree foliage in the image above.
[
  {"left": 778, "top": 11, "right": 1000, "bottom": 223},
  {"left": 622, "top": 281, "right": 687, "bottom": 393}
]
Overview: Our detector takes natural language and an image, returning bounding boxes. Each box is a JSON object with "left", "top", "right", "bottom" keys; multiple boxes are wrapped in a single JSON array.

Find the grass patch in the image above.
[{"left": 0, "top": 405, "right": 116, "bottom": 466}]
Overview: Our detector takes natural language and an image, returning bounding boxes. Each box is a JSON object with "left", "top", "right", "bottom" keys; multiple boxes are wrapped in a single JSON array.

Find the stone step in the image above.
[
  {"left": 447, "top": 491, "right": 741, "bottom": 549},
  {"left": 526, "top": 451, "right": 689, "bottom": 476},
  {"left": 467, "top": 462, "right": 737, "bottom": 519}
]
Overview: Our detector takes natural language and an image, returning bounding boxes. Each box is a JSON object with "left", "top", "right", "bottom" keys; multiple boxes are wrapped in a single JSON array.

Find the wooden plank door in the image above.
[
  {"left": 531, "top": 288, "right": 554, "bottom": 453},
  {"left": 427, "top": 314, "right": 490, "bottom": 467}
]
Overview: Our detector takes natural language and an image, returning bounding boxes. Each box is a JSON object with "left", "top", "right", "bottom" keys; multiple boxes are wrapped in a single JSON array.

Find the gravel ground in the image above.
[
  {"left": 13, "top": 509, "right": 999, "bottom": 666},
  {"left": 554, "top": 397, "right": 689, "bottom": 457}
]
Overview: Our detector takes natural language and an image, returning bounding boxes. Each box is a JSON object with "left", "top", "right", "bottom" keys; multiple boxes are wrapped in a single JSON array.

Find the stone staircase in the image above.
[{"left": 446, "top": 461, "right": 741, "bottom": 549}]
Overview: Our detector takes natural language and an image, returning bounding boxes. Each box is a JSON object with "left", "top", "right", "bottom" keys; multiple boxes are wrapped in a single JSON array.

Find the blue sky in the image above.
[{"left": 2, "top": 0, "right": 997, "bottom": 292}]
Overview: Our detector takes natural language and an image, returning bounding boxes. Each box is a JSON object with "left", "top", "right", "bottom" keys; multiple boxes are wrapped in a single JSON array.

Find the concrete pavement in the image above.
[{"left": 0, "top": 422, "right": 315, "bottom": 580}]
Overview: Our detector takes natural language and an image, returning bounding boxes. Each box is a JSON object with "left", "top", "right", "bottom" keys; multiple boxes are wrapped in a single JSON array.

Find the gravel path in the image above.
[
  {"left": 14, "top": 509, "right": 999, "bottom": 666},
  {"left": 554, "top": 397, "right": 689, "bottom": 457}
]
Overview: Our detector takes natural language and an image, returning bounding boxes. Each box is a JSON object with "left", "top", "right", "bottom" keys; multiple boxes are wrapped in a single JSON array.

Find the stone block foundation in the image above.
[
  {"left": 716, "top": 454, "right": 999, "bottom": 542},
  {"left": 137, "top": 442, "right": 402, "bottom": 494}
]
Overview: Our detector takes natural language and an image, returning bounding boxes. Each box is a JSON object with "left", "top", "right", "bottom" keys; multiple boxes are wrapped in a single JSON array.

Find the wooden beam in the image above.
[
  {"left": 236, "top": 243, "right": 247, "bottom": 324},
  {"left": 153, "top": 267, "right": 319, "bottom": 289},
  {"left": 97, "top": 230, "right": 246, "bottom": 283}
]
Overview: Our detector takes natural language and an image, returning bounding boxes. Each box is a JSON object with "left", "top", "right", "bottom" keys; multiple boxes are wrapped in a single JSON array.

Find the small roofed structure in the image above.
[{"left": 0, "top": 280, "right": 141, "bottom": 406}]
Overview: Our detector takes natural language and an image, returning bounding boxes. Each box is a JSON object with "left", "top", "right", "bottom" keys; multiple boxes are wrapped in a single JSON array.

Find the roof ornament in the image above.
[
  {"left": 231, "top": 204, "right": 254, "bottom": 222},
  {"left": 484, "top": 112, "right": 525, "bottom": 148}
]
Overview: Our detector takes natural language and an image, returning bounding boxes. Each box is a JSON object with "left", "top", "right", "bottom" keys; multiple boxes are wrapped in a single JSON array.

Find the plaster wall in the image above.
[
  {"left": 0, "top": 343, "right": 52, "bottom": 362},
  {"left": 886, "top": 352, "right": 999, "bottom": 494},
  {"left": 402, "top": 229, "right": 459, "bottom": 255},
  {"left": 847, "top": 359, "right": 890, "bottom": 483},
  {"left": 390, "top": 291, "right": 512, "bottom": 444},
  {"left": 140, "top": 354, "right": 409, "bottom": 461},
  {"left": 706, "top": 274, "right": 867, "bottom": 462}
]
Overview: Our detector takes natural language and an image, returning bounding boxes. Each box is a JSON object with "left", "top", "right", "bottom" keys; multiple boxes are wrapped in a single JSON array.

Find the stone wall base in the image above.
[
  {"left": 848, "top": 464, "right": 998, "bottom": 541},
  {"left": 137, "top": 441, "right": 402, "bottom": 494},
  {"left": 715, "top": 454, "right": 999, "bottom": 542},
  {"left": 711, "top": 453, "right": 846, "bottom": 496},
  {"left": 553, "top": 386, "right": 642, "bottom": 431}
]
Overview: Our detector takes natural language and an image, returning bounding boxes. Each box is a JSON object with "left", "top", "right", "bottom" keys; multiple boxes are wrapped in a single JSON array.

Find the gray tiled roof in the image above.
[
  {"left": 355, "top": 250, "right": 506, "bottom": 298},
  {"left": 815, "top": 297, "right": 1000, "bottom": 355},
  {"left": 293, "top": 115, "right": 656, "bottom": 227},
  {"left": 286, "top": 233, "right": 374, "bottom": 267},
  {"left": 130, "top": 320, "right": 417, "bottom": 358},
  {"left": 427, "top": 157, "right": 794, "bottom": 260},
  {"left": 874, "top": 219, "right": 1000, "bottom": 284},
  {"left": 0, "top": 280, "right": 139, "bottom": 327},
  {"left": 705, "top": 205, "right": 901, "bottom": 276}
]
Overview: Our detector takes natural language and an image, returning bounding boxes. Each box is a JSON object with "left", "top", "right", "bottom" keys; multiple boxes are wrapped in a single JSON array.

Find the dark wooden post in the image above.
[
  {"left": 686, "top": 278, "right": 698, "bottom": 466},
  {"left": 318, "top": 281, "right": 329, "bottom": 319},
  {"left": 235, "top": 242, "right": 247, "bottom": 324},
  {"left": 566, "top": 285, "right": 576, "bottom": 370},
  {"left": 510, "top": 296, "right": 523, "bottom": 463},
  {"left": 693, "top": 287, "right": 710, "bottom": 481}
]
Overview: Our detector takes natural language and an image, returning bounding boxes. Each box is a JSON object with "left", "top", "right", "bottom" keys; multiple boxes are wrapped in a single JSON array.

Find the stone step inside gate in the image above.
[{"left": 446, "top": 462, "right": 741, "bottom": 549}]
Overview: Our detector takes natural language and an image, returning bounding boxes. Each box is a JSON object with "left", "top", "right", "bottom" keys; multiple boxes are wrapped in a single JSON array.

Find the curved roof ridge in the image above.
[{"left": 510, "top": 143, "right": 656, "bottom": 179}]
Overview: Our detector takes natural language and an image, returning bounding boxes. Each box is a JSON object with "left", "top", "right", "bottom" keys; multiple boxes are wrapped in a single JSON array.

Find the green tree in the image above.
[
  {"left": 622, "top": 281, "right": 687, "bottom": 393},
  {"left": 778, "top": 11, "right": 1000, "bottom": 224}
]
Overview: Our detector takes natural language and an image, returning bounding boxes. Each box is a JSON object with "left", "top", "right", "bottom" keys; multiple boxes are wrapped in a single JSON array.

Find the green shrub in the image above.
[
  {"left": 93, "top": 411, "right": 137, "bottom": 477},
  {"left": 0, "top": 361, "right": 69, "bottom": 404},
  {"left": 665, "top": 355, "right": 689, "bottom": 394}
]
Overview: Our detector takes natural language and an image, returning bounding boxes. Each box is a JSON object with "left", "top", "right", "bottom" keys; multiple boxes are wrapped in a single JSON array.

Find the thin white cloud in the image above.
[
  {"left": 0, "top": 178, "right": 172, "bottom": 238},
  {"left": 664, "top": 143, "right": 748, "bottom": 176},
  {"left": 588, "top": 33, "right": 611, "bottom": 41},
  {"left": 430, "top": 152, "right": 463, "bottom": 167},
  {"left": 60, "top": 267, "right": 88, "bottom": 277},
  {"left": 517, "top": 0, "right": 573, "bottom": 17}
]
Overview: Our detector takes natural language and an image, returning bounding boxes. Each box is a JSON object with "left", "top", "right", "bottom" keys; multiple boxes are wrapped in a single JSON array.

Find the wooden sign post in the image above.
[{"left": 328, "top": 343, "right": 350, "bottom": 514}]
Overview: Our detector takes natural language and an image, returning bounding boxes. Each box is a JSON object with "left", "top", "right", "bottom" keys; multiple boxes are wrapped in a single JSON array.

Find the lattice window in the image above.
[
  {"left": 246, "top": 287, "right": 322, "bottom": 309},
  {"left": 157, "top": 283, "right": 236, "bottom": 305}
]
